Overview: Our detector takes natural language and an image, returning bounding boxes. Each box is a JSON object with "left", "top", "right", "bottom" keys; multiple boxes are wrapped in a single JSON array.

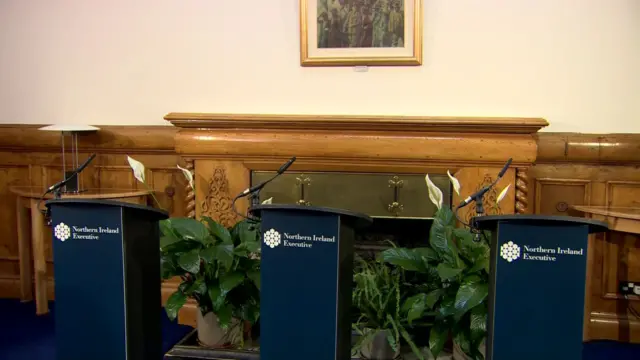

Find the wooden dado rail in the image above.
[{"left": 0, "top": 114, "right": 638, "bottom": 343}]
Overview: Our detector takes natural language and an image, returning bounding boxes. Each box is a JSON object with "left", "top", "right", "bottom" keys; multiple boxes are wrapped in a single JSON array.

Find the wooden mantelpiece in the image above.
[{"left": 168, "top": 113, "right": 547, "bottom": 220}]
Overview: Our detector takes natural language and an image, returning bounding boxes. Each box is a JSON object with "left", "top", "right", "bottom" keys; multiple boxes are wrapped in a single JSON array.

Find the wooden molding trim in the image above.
[
  {"left": 536, "top": 133, "right": 640, "bottom": 164},
  {"left": 168, "top": 113, "right": 546, "bottom": 167},
  {"left": 165, "top": 112, "right": 549, "bottom": 134},
  {"left": 0, "top": 125, "right": 176, "bottom": 153}
]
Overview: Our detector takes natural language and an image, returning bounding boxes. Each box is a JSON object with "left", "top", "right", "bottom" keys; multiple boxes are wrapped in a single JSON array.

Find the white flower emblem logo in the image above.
[
  {"left": 500, "top": 241, "right": 521, "bottom": 262},
  {"left": 263, "top": 229, "right": 281, "bottom": 249},
  {"left": 54, "top": 223, "right": 71, "bottom": 242}
]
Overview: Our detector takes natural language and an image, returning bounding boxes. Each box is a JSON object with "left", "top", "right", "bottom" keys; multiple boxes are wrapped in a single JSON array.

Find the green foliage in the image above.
[
  {"left": 351, "top": 257, "right": 432, "bottom": 360},
  {"left": 160, "top": 216, "right": 261, "bottom": 333},
  {"left": 380, "top": 206, "right": 490, "bottom": 360}
]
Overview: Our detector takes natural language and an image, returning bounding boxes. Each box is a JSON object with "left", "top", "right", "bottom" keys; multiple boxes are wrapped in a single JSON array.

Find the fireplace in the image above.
[{"left": 164, "top": 112, "right": 547, "bottom": 324}]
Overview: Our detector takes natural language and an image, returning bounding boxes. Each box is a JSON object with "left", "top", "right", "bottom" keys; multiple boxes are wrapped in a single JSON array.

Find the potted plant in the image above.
[
  {"left": 351, "top": 256, "right": 429, "bottom": 360},
  {"left": 161, "top": 216, "right": 261, "bottom": 348},
  {"left": 125, "top": 155, "right": 262, "bottom": 348},
  {"left": 380, "top": 172, "right": 510, "bottom": 360}
]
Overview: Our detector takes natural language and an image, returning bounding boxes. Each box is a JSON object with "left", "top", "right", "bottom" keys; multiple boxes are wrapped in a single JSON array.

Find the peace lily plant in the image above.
[
  {"left": 381, "top": 170, "right": 510, "bottom": 360},
  {"left": 126, "top": 155, "right": 267, "bottom": 348}
]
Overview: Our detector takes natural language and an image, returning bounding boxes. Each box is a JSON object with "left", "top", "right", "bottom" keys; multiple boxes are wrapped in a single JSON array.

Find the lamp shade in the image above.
[{"left": 38, "top": 125, "right": 100, "bottom": 132}]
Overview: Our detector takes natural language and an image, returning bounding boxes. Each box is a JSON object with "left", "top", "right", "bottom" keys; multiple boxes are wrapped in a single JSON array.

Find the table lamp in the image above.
[{"left": 38, "top": 124, "right": 100, "bottom": 193}]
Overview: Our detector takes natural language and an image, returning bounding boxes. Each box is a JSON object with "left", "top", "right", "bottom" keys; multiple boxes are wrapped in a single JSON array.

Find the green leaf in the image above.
[
  {"left": 413, "top": 247, "right": 439, "bottom": 263},
  {"left": 233, "top": 241, "right": 260, "bottom": 257},
  {"left": 185, "top": 277, "right": 207, "bottom": 296},
  {"left": 199, "top": 246, "right": 217, "bottom": 264},
  {"left": 455, "top": 227, "right": 491, "bottom": 267},
  {"left": 470, "top": 305, "right": 487, "bottom": 343},
  {"left": 429, "top": 207, "right": 460, "bottom": 266},
  {"left": 203, "top": 216, "right": 232, "bottom": 244},
  {"left": 220, "top": 271, "right": 245, "bottom": 293},
  {"left": 215, "top": 304, "right": 233, "bottom": 329},
  {"left": 248, "top": 270, "right": 261, "bottom": 290},
  {"left": 402, "top": 293, "right": 428, "bottom": 324},
  {"left": 380, "top": 248, "right": 427, "bottom": 272},
  {"left": 160, "top": 235, "right": 182, "bottom": 249},
  {"left": 429, "top": 323, "right": 449, "bottom": 358},
  {"left": 436, "top": 263, "right": 463, "bottom": 281},
  {"left": 454, "top": 329, "right": 471, "bottom": 357},
  {"left": 160, "top": 254, "right": 178, "bottom": 279},
  {"left": 232, "top": 220, "right": 259, "bottom": 244},
  {"left": 208, "top": 272, "right": 246, "bottom": 311},
  {"left": 438, "top": 295, "right": 457, "bottom": 318},
  {"left": 468, "top": 257, "right": 490, "bottom": 274},
  {"left": 159, "top": 219, "right": 174, "bottom": 237},
  {"left": 454, "top": 277, "right": 489, "bottom": 318},
  {"left": 169, "top": 218, "right": 211, "bottom": 244},
  {"left": 165, "top": 290, "right": 187, "bottom": 321},
  {"left": 208, "top": 285, "right": 223, "bottom": 311},
  {"left": 215, "top": 244, "right": 234, "bottom": 270},
  {"left": 177, "top": 249, "right": 201, "bottom": 274},
  {"left": 425, "top": 289, "right": 444, "bottom": 309},
  {"left": 240, "top": 303, "right": 261, "bottom": 324}
]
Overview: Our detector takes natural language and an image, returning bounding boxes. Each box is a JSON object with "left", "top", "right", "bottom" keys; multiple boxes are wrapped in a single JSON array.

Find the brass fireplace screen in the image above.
[{"left": 251, "top": 171, "right": 451, "bottom": 219}]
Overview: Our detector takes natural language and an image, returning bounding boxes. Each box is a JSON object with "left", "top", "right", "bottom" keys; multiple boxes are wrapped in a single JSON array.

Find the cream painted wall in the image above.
[{"left": 0, "top": 0, "right": 638, "bottom": 132}]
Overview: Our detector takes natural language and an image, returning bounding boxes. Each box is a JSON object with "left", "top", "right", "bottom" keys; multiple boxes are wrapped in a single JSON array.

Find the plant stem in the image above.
[{"left": 141, "top": 181, "right": 164, "bottom": 210}]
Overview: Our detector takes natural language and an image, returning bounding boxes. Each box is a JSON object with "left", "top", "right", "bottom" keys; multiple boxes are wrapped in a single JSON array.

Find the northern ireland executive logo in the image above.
[
  {"left": 263, "top": 229, "right": 281, "bottom": 248},
  {"left": 500, "top": 241, "right": 521, "bottom": 262},
  {"left": 54, "top": 223, "right": 72, "bottom": 242}
]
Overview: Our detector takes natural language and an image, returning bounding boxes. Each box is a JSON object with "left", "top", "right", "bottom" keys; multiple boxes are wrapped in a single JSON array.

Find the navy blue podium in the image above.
[
  {"left": 250, "top": 204, "right": 372, "bottom": 360},
  {"left": 45, "top": 198, "right": 168, "bottom": 360},
  {"left": 472, "top": 215, "right": 608, "bottom": 360}
]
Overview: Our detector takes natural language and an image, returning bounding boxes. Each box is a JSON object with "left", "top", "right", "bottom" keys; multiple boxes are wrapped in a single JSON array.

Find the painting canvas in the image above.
[{"left": 300, "top": 0, "right": 422, "bottom": 66}]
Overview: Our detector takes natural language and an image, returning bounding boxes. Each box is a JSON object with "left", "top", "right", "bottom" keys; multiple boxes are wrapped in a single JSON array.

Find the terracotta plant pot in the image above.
[
  {"left": 196, "top": 311, "right": 244, "bottom": 348},
  {"left": 360, "top": 329, "right": 401, "bottom": 360}
]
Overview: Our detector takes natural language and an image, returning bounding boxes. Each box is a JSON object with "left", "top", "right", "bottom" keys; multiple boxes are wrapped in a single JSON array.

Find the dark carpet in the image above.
[
  {"left": 0, "top": 298, "right": 639, "bottom": 359},
  {"left": 0, "top": 299, "right": 193, "bottom": 360}
]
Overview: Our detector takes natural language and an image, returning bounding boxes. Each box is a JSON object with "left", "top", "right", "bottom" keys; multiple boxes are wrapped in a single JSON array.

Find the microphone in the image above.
[
  {"left": 240, "top": 156, "right": 296, "bottom": 196},
  {"left": 47, "top": 153, "right": 97, "bottom": 194},
  {"left": 231, "top": 156, "right": 297, "bottom": 220},
  {"left": 456, "top": 158, "right": 512, "bottom": 209},
  {"left": 38, "top": 153, "right": 97, "bottom": 223}
]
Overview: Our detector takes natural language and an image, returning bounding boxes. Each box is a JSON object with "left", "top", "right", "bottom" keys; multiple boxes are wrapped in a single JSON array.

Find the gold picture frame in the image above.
[{"left": 300, "top": 0, "right": 423, "bottom": 67}]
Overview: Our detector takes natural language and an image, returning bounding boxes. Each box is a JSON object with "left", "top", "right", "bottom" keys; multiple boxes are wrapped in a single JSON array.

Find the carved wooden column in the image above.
[
  {"left": 183, "top": 158, "right": 196, "bottom": 219},
  {"left": 515, "top": 168, "right": 529, "bottom": 214}
]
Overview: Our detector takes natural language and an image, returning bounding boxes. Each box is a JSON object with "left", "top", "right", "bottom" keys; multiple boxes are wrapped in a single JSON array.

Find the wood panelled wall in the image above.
[
  {"left": 528, "top": 134, "right": 640, "bottom": 342},
  {"left": 0, "top": 125, "right": 188, "bottom": 302},
  {"left": 0, "top": 124, "right": 638, "bottom": 342}
]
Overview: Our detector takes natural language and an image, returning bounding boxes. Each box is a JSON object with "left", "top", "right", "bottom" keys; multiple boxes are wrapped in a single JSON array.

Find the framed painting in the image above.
[{"left": 300, "top": 0, "right": 423, "bottom": 67}]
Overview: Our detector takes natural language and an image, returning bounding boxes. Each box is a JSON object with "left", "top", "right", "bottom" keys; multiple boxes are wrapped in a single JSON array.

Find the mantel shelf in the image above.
[{"left": 165, "top": 113, "right": 548, "bottom": 134}]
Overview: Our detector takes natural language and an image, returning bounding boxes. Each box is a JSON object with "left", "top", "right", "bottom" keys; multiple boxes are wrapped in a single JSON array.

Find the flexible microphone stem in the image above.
[{"left": 232, "top": 156, "right": 297, "bottom": 220}]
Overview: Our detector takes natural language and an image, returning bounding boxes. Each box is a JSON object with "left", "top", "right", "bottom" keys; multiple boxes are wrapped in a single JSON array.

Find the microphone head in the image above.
[{"left": 498, "top": 158, "right": 513, "bottom": 178}]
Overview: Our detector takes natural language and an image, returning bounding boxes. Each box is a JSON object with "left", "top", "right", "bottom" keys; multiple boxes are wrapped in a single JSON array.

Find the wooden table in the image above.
[
  {"left": 11, "top": 186, "right": 151, "bottom": 315},
  {"left": 572, "top": 206, "right": 640, "bottom": 342}
]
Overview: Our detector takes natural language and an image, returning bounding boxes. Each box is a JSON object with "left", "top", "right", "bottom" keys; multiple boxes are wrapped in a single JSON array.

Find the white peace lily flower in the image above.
[
  {"left": 177, "top": 164, "right": 194, "bottom": 190},
  {"left": 447, "top": 170, "right": 461, "bottom": 196},
  {"left": 126, "top": 156, "right": 146, "bottom": 184},
  {"left": 261, "top": 197, "right": 273, "bottom": 204},
  {"left": 425, "top": 174, "right": 443, "bottom": 209},
  {"left": 497, "top": 184, "right": 512, "bottom": 204}
]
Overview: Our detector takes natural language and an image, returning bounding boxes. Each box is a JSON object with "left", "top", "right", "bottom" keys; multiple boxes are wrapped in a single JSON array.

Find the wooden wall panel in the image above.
[
  {"left": 0, "top": 126, "right": 185, "bottom": 307},
  {"left": 530, "top": 133, "right": 640, "bottom": 343},
  {"left": 0, "top": 122, "right": 639, "bottom": 341}
]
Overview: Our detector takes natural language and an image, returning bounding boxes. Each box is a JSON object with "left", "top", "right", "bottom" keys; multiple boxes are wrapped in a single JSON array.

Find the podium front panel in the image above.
[
  {"left": 488, "top": 222, "right": 589, "bottom": 360},
  {"left": 51, "top": 204, "right": 128, "bottom": 360},
  {"left": 260, "top": 209, "right": 353, "bottom": 360}
]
